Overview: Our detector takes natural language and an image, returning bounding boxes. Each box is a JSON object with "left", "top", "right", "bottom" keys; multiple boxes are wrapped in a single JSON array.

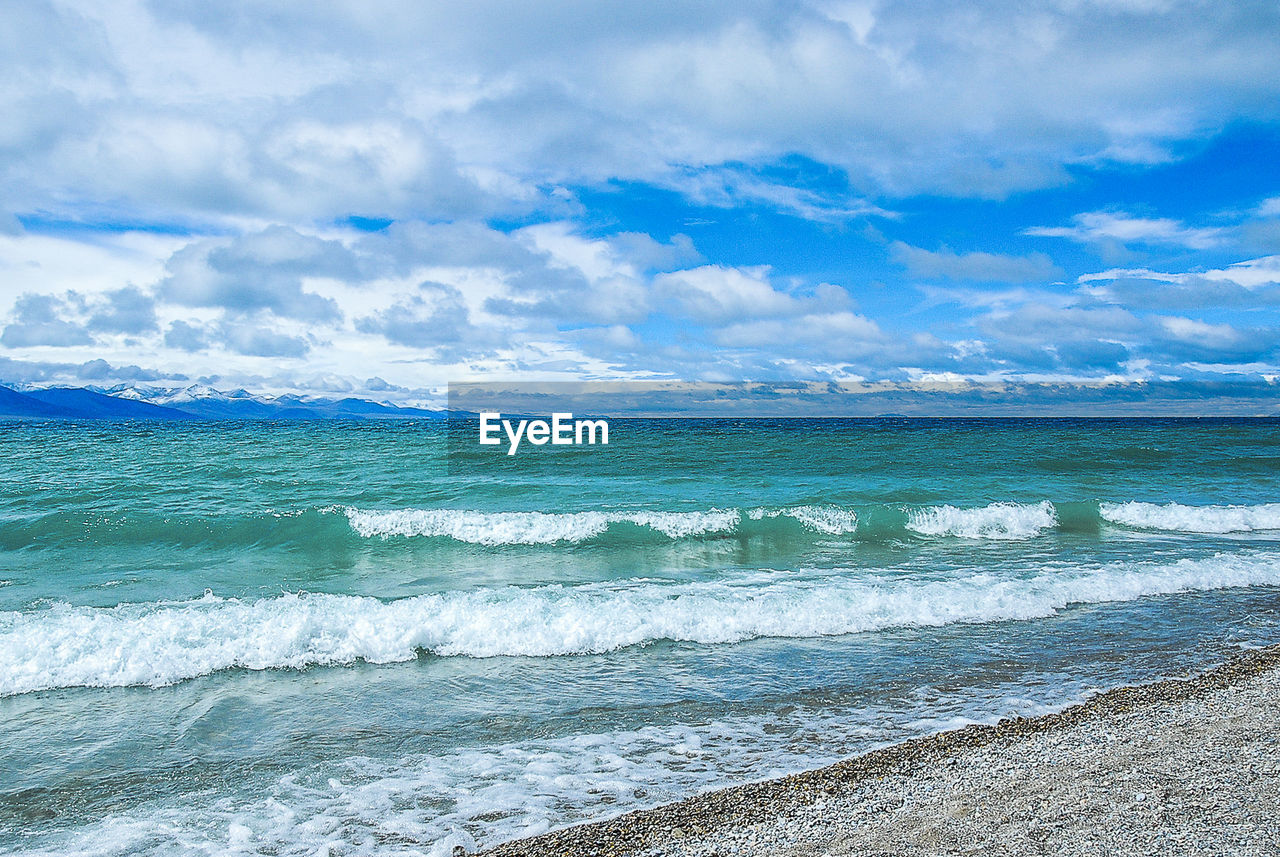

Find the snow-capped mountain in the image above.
[{"left": 1, "top": 383, "right": 446, "bottom": 420}]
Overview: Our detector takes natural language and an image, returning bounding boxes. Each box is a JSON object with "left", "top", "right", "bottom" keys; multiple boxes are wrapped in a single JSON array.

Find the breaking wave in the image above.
[
  {"left": 11, "top": 499, "right": 1280, "bottom": 553},
  {"left": 342, "top": 507, "right": 741, "bottom": 544},
  {"left": 1100, "top": 501, "right": 1280, "bottom": 534},
  {"left": 5, "top": 551, "right": 1279, "bottom": 695},
  {"left": 905, "top": 501, "right": 1059, "bottom": 540},
  {"left": 746, "top": 505, "right": 859, "bottom": 535},
  {"left": 345, "top": 502, "right": 1047, "bottom": 544}
]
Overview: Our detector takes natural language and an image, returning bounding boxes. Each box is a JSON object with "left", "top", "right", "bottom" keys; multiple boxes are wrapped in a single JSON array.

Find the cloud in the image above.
[
  {"left": 479, "top": 223, "right": 661, "bottom": 324},
  {"left": 161, "top": 316, "right": 310, "bottom": 357},
  {"left": 2, "top": 284, "right": 161, "bottom": 350},
  {"left": 606, "top": 232, "right": 702, "bottom": 272},
  {"left": 159, "top": 226, "right": 349, "bottom": 321},
  {"left": 1153, "top": 316, "right": 1280, "bottom": 363},
  {"left": 164, "top": 320, "right": 211, "bottom": 352},
  {"left": 1025, "top": 211, "right": 1225, "bottom": 249},
  {"left": 1077, "top": 275, "right": 1277, "bottom": 310},
  {"left": 979, "top": 304, "right": 1141, "bottom": 362},
  {"left": 1158, "top": 316, "right": 1239, "bottom": 343},
  {"left": 1, "top": 174, "right": 1277, "bottom": 396},
  {"left": 5, "top": 0, "right": 1280, "bottom": 226},
  {"left": 966, "top": 294, "right": 1280, "bottom": 373},
  {"left": 918, "top": 284, "right": 1075, "bottom": 312},
  {"left": 218, "top": 323, "right": 311, "bottom": 358},
  {"left": 672, "top": 165, "right": 889, "bottom": 221},
  {"left": 654, "top": 265, "right": 849, "bottom": 323},
  {"left": 354, "top": 219, "right": 542, "bottom": 275},
  {"left": 890, "top": 241, "right": 1060, "bottom": 282},
  {"left": 355, "top": 282, "right": 480, "bottom": 350},
  {"left": 715, "top": 310, "right": 884, "bottom": 352},
  {"left": 1242, "top": 219, "right": 1280, "bottom": 254},
  {"left": 87, "top": 286, "right": 158, "bottom": 335},
  {"left": 1079, "top": 256, "right": 1280, "bottom": 291},
  {"left": 0, "top": 355, "right": 178, "bottom": 386},
  {"left": 0, "top": 293, "right": 93, "bottom": 347},
  {"left": 1197, "top": 256, "right": 1280, "bottom": 289}
]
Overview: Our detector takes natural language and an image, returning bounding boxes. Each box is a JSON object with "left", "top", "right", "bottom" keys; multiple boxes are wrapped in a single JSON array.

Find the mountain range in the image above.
[{"left": 0, "top": 383, "right": 446, "bottom": 421}]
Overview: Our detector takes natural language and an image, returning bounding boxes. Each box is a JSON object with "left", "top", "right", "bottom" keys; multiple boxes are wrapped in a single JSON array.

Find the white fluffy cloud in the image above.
[
  {"left": 1079, "top": 256, "right": 1280, "bottom": 290},
  {"left": 2, "top": 2, "right": 1280, "bottom": 394},
  {"left": 716, "top": 311, "right": 884, "bottom": 351},
  {"left": 5, "top": 0, "right": 1280, "bottom": 226},
  {"left": 3, "top": 216, "right": 1279, "bottom": 393},
  {"left": 1, "top": 220, "right": 902, "bottom": 390},
  {"left": 655, "top": 266, "right": 849, "bottom": 322},
  {"left": 1025, "top": 212, "right": 1226, "bottom": 249}
]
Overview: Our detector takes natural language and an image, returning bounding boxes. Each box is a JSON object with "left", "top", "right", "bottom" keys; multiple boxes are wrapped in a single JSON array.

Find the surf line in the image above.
[{"left": 478, "top": 412, "right": 609, "bottom": 456}]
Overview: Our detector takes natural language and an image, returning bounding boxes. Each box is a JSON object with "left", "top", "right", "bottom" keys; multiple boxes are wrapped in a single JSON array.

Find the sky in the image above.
[{"left": 2, "top": 0, "right": 1280, "bottom": 404}]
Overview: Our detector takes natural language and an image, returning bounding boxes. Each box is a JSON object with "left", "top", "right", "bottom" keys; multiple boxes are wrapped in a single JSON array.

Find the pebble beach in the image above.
[{"left": 485, "top": 645, "right": 1280, "bottom": 857}]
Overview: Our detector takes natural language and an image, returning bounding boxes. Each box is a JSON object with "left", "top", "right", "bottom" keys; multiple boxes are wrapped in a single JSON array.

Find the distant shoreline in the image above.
[
  {"left": 484, "top": 644, "right": 1280, "bottom": 857},
  {"left": 4, "top": 381, "right": 1280, "bottom": 421}
]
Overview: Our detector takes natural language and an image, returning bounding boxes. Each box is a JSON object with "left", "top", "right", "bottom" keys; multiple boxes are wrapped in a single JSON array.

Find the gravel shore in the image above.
[{"left": 483, "top": 645, "right": 1280, "bottom": 857}]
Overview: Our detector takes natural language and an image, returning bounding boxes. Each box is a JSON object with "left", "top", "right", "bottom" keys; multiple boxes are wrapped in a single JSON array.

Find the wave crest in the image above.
[
  {"left": 905, "top": 501, "right": 1058, "bottom": 540},
  {"left": 4, "top": 551, "right": 1278, "bottom": 695},
  {"left": 346, "top": 505, "right": 864, "bottom": 544},
  {"left": 746, "top": 505, "right": 859, "bottom": 535},
  {"left": 342, "top": 507, "right": 741, "bottom": 544},
  {"left": 1100, "top": 501, "right": 1280, "bottom": 534}
]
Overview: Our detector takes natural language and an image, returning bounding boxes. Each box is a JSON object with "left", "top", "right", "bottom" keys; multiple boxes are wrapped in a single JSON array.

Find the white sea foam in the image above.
[
  {"left": 4, "top": 552, "right": 1279, "bottom": 696},
  {"left": 343, "top": 507, "right": 741, "bottom": 543},
  {"left": 343, "top": 505, "right": 861, "bottom": 543},
  {"left": 1100, "top": 501, "right": 1280, "bottom": 534},
  {"left": 906, "top": 501, "right": 1058, "bottom": 540},
  {"left": 0, "top": 682, "right": 1087, "bottom": 857},
  {"left": 746, "top": 505, "right": 859, "bottom": 535}
]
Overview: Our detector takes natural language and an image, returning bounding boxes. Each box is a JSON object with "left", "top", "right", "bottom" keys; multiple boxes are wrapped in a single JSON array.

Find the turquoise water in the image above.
[{"left": 2, "top": 418, "right": 1280, "bottom": 855}]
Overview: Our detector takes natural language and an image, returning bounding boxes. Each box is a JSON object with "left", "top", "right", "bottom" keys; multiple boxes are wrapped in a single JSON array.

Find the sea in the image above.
[{"left": 2, "top": 417, "right": 1279, "bottom": 856}]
